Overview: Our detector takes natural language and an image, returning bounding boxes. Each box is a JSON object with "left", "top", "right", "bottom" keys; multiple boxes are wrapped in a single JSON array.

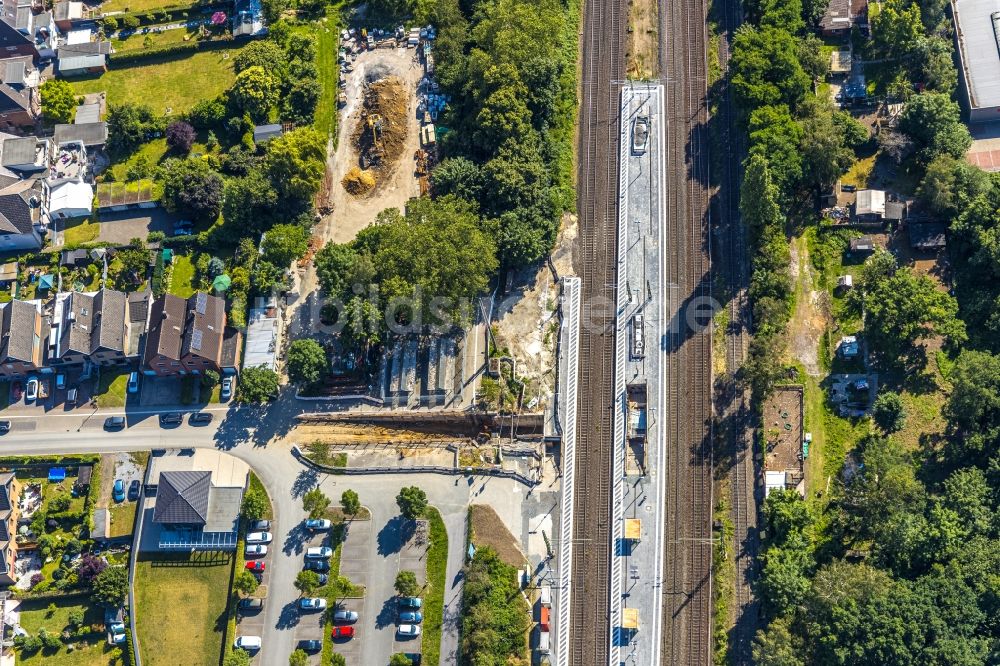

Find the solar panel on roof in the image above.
[
  {"left": 191, "top": 328, "right": 203, "bottom": 351},
  {"left": 196, "top": 292, "right": 207, "bottom": 314}
]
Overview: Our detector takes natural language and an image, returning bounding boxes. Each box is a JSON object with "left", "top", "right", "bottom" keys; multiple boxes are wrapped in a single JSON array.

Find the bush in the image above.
[
  {"left": 102, "top": 16, "right": 118, "bottom": 32},
  {"left": 121, "top": 14, "right": 140, "bottom": 30},
  {"left": 166, "top": 120, "right": 196, "bottom": 152}
]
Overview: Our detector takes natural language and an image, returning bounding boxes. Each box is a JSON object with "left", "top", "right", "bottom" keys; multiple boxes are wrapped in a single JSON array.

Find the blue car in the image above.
[
  {"left": 398, "top": 597, "right": 422, "bottom": 609},
  {"left": 399, "top": 610, "right": 423, "bottom": 623},
  {"left": 113, "top": 479, "right": 125, "bottom": 503}
]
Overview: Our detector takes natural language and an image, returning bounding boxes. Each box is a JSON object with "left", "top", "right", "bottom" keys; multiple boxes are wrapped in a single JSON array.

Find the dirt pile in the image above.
[
  {"left": 351, "top": 76, "right": 409, "bottom": 179},
  {"left": 341, "top": 166, "right": 376, "bottom": 196}
]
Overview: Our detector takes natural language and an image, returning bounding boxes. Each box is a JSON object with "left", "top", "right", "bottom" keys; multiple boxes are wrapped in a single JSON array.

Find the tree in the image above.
[
  {"left": 223, "top": 650, "right": 251, "bottom": 666},
  {"left": 286, "top": 338, "right": 327, "bottom": 385},
  {"left": 798, "top": 103, "right": 857, "bottom": 190},
  {"left": 315, "top": 243, "right": 358, "bottom": 298},
  {"left": 121, "top": 13, "right": 140, "bottom": 29},
  {"left": 229, "top": 66, "right": 279, "bottom": 121},
  {"left": 234, "top": 40, "right": 287, "bottom": 75},
  {"left": 77, "top": 554, "right": 107, "bottom": 583},
  {"left": 166, "top": 120, "right": 196, "bottom": 152},
  {"left": 872, "top": 0, "right": 922, "bottom": 60},
  {"left": 431, "top": 157, "right": 483, "bottom": 201},
  {"left": 68, "top": 609, "right": 85, "bottom": 628},
  {"left": 222, "top": 169, "right": 279, "bottom": 238},
  {"left": 872, "top": 391, "right": 907, "bottom": 433},
  {"left": 263, "top": 127, "right": 326, "bottom": 203},
  {"left": 748, "top": 105, "right": 803, "bottom": 196},
  {"left": 899, "top": 92, "right": 972, "bottom": 162},
  {"left": 102, "top": 16, "right": 118, "bottom": 32},
  {"left": 289, "top": 649, "right": 309, "bottom": 666},
  {"left": 330, "top": 655, "right": 346, "bottom": 666},
  {"left": 284, "top": 78, "right": 320, "bottom": 125},
  {"left": 943, "top": 350, "right": 1000, "bottom": 461},
  {"left": 797, "top": 34, "right": 828, "bottom": 81},
  {"left": 341, "top": 489, "right": 360, "bottom": 517},
  {"left": 261, "top": 223, "right": 310, "bottom": 267},
  {"left": 395, "top": 570, "right": 420, "bottom": 597},
  {"left": 856, "top": 250, "right": 966, "bottom": 366},
  {"left": 340, "top": 297, "right": 382, "bottom": 351},
  {"left": 234, "top": 569, "right": 260, "bottom": 596},
  {"left": 201, "top": 369, "right": 220, "bottom": 389},
  {"left": 917, "top": 154, "right": 990, "bottom": 217},
  {"left": 236, "top": 365, "right": 279, "bottom": 403},
  {"left": 390, "top": 655, "right": 414, "bottom": 666},
  {"left": 396, "top": 486, "right": 427, "bottom": 520},
  {"left": 295, "top": 570, "right": 321, "bottom": 596},
  {"left": 731, "top": 26, "right": 810, "bottom": 112},
  {"left": 241, "top": 487, "right": 268, "bottom": 521},
  {"left": 160, "top": 158, "right": 224, "bottom": 222},
  {"left": 40, "top": 79, "right": 76, "bottom": 124},
  {"left": 107, "top": 103, "right": 158, "bottom": 154},
  {"left": 91, "top": 566, "right": 128, "bottom": 607},
  {"left": 188, "top": 98, "right": 228, "bottom": 130},
  {"left": 302, "top": 488, "right": 330, "bottom": 518},
  {"left": 262, "top": 0, "right": 287, "bottom": 23}
]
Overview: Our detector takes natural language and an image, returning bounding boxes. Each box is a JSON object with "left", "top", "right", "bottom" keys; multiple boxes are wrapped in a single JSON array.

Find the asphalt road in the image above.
[{"left": 0, "top": 401, "right": 521, "bottom": 665}]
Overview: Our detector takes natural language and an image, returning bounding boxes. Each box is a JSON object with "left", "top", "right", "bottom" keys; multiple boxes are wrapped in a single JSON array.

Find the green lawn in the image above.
[
  {"left": 108, "top": 503, "right": 136, "bottom": 538},
  {"left": 134, "top": 552, "right": 234, "bottom": 666},
  {"left": 167, "top": 253, "right": 196, "bottom": 298},
  {"left": 69, "top": 48, "right": 243, "bottom": 114},
  {"left": 102, "top": 0, "right": 193, "bottom": 12},
  {"left": 112, "top": 27, "right": 200, "bottom": 52},
  {"left": 95, "top": 372, "right": 128, "bottom": 408},
  {"left": 17, "top": 596, "right": 122, "bottom": 666},
  {"left": 421, "top": 507, "right": 448, "bottom": 666},
  {"left": 62, "top": 217, "right": 100, "bottom": 245},
  {"left": 314, "top": 8, "right": 343, "bottom": 138}
]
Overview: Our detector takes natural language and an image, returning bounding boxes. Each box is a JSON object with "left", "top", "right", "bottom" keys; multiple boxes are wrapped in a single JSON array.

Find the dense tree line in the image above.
[
  {"left": 418, "top": 0, "right": 574, "bottom": 271},
  {"left": 459, "top": 547, "right": 530, "bottom": 665}
]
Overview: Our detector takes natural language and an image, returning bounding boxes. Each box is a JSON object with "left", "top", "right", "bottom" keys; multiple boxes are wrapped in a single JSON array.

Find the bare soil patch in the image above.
[
  {"left": 627, "top": 0, "right": 658, "bottom": 79},
  {"left": 351, "top": 76, "right": 410, "bottom": 183},
  {"left": 470, "top": 504, "right": 525, "bottom": 568},
  {"left": 788, "top": 236, "right": 831, "bottom": 376}
]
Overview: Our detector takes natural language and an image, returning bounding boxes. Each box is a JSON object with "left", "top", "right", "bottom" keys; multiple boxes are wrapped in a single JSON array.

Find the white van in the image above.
[
  {"left": 537, "top": 630, "right": 550, "bottom": 654},
  {"left": 539, "top": 585, "right": 551, "bottom": 607}
]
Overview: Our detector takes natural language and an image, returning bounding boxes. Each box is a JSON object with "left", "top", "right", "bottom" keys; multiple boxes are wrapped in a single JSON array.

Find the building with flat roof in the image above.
[{"left": 954, "top": 0, "right": 1000, "bottom": 122}]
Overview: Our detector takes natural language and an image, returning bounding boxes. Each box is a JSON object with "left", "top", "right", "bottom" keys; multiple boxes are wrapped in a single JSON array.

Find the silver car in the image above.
[
  {"left": 333, "top": 609, "right": 358, "bottom": 623},
  {"left": 632, "top": 114, "right": 650, "bottom": 154}
]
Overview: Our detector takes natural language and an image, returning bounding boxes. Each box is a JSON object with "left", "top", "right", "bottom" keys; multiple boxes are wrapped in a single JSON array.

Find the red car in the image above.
[
  {"left": 332, "top": 626, "right": 354, "bottom": 640},
  {"left": 245, "top": 561, "right": 265, "bottom": 572}
]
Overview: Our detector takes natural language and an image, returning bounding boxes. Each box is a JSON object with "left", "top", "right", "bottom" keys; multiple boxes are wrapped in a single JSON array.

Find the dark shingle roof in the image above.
[
  {"left": 153, "top": 471, "right": 210, "bottom": 525},
  {"left": 92, "top": 288, "right": 126, "bottom": 352},
  {"left": 1, "top": 298, "right": 36, "bottom": 363},
  {"left": 58, "top": 40, "right": 110, "bottom": 56},
  {"left": 128, "top": 289, "right": 150, "bottom": 325},
  {"left": 0, "top": 20, "right": 35, "bottom": 54},
  {"left": 60, "top": 290, "right": 95, "bottom": 356},
  {"left": 220, "top": 326, "right": 241, "bottom": 368},
  {"left": 0, "top": 472, "right": 14, "bottom": 512},
  {"left": 143, "top": 294, "right": 186, "bottom": 365},
  {"left": 181, "top": 292, "right": 224, "bottom": 361},
  {"left": 0, "top": 189, "right": 34, "bottom": 235}
]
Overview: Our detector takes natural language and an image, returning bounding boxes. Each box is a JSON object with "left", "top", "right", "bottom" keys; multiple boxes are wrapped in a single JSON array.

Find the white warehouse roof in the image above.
[{"left": 954, "top": 0, "right": 1000, "bottom": 110}]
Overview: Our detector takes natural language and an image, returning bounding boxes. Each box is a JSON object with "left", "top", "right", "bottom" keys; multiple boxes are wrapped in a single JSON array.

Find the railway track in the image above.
[
  {"left": 716, "top": 0, "right": 760, "bottom": 660},
  {"left": 566, "top": 0, "right": 626, "bottom": 660},
  {"left": 659, "top": 0, "right": 714, "bottom": 659}
]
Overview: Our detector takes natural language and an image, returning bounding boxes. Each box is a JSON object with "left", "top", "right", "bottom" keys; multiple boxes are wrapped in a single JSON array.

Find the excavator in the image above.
[{"left": 364, "top": 113, "right": 384, "bottom": 167}]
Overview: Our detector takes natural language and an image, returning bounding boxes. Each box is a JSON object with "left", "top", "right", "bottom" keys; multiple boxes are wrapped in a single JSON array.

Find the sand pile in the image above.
[{"left": 342, "top": 166, "right": 376, "bottom": 195}]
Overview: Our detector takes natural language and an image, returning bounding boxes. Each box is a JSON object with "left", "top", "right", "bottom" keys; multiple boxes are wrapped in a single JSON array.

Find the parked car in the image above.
[
  {"left": 304, "top": 559, "right": 330, "bottom": 573},
  {"left": 110, "top": 622, "right": 126, "bottom": 644},
  {"left": 397, "top": 624, "right": 421, "bottom": 637},
  {"left": 332, "top": 626, "right": 354, "bottom": 640},
  {"left": 250, "top": 520, "right": 271, "bottom": 531},
  {"left": 299, "top": 598, "right": 327, "bottom": 611},
  {"left": 316, "top": 573, "right": 329, "bottom": 584},
  {"left": 25, "top": 378, "right": 37, "bottom": 401},
  {"left": 245, "top": 561, "right": 265, "bottom": 572},
  {"left": 842, "top": 184, "right": 857, "bottom": 192},
  {"left": 245, "top": 544, "right": 268, "bottom": 557},
  {"left": 104, "top": 416, "right": 126, "bottom": 430},
  {"left": 128, "top": 480, "right": 141, "bottom": 501},
  {"left": 238, "top": 597, "right": 263, "bottom": 611},
  {"left": 305, "top": 518, "right": 332, "bottom": 531},
  {"left": 189, "top": 412, "right": 213, "bottom": 425},
  {"left": 56, "top": 374, "right": 66, "bottom": 390},
  {"left": 159, "top": 412, "right": 183, "bottom": 426},
  {"left": 305, "top": 546, "right": 333, "bottom": 559},
  {"left": 298, "top": 639, "right": 322, "bottom": 652},
  {"left": 246, "top": 532, "right": 272, "bottom": 544},
  {"left": 113, "top": 479, "right": 125, "bottom": 503},
  {"left": 399, "top": 610, "right": 423, "bottom": 623},
  {"left": 333, "top": 609, "right": 359, "bottom": 623},
  {"left": 127, "top": 372, "right": 139, "bottom": 394},
  {"left": 632, "top": 114, "right": 650, "bottom": 154},
  {"left": 220, "top": 377, "right": 234, "bottom": 401},
  {"left": 234, "top": 636, "right": 261, "bottom": 651},
  {"left": 398, "top": 597, "right": 423, "bottom": 609},
  {"left": 0, "top": 420, "right": 10, "bottom": 434}
]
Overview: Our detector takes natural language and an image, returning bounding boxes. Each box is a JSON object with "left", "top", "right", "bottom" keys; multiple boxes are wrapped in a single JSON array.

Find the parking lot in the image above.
[{"left": 5, "top": 367, "right": 99, "bottom": 414}]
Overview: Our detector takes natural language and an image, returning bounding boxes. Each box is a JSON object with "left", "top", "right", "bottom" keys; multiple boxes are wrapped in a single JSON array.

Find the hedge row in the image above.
[
  {"left": 108, "top": 36, "right": 238, "bottom": 66},
  {"left": 106, "top": 1, "right": 230, "bottom": 26},
  {"left": 0, "top": 455, "right": 99, "bottom": 469}
]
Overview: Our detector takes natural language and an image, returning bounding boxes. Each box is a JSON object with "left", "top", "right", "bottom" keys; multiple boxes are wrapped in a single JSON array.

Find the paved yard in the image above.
[
  {"left": 335, "top": 521, "right": 372, "bottom": 664},
  {"left": 96, "top": 208, "right": 175, "bottom": 245},
  {"left": 139, "top": 376, "right": 182, "bottom": 407}
]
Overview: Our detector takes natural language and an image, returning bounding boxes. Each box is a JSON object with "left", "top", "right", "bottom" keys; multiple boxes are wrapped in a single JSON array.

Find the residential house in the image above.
[
  {"left": 53, "top": 1, "right": 85, "bottom": 32},
  {"left": 953, "top": 0, "right": 1000, "bottom": 122},
  {"left": 51, "top": 288, "right": 130, "bottom": 367},
  {"left": 127, "top": 289, "right": 150, "bottom": 357},
  {"left": 0, "top": 176, "right": 43, "bottom": 250},
  {"left": 819, "top": 0, "right": 851, "bottom": 36},
  {"left": 59, "top": 247, "right": 88, "bottom": 268},
  {"left": 145, "top": 450, "right": 248, "bottom": 551},
  {"left": 57, "top": 40, "right": 110, "bottom": 77},
  {"left": 143, "top": 292, "right": 228, "bottom": 376},
  {"left": 54, "top": 121, "right": 107, "bottom": 148},
  {"left": 0, "top": 134, "right": 44, "bottom": 173},
  {"left": 0, "top": 56, "right": 39, "bottom": 132},
  {"left": 44, "top": 139, "right": 92, "bottom": 219},
  {"left": 0, "top": 472, "right": 21, "bottom": 585},
  {"left": 853, "top": 189, "right": 885, "bottom": 222},
  {"left": 0, "top": 298, "right": 43, "bottom": 378},
  {"left": 0, "top": 17, "right": 39, "bottom": 60}
]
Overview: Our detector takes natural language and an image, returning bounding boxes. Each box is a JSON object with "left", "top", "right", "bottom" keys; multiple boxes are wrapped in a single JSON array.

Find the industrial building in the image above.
[{"left": 954, "top": 0, "right": 1000, "bottom": 122}]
